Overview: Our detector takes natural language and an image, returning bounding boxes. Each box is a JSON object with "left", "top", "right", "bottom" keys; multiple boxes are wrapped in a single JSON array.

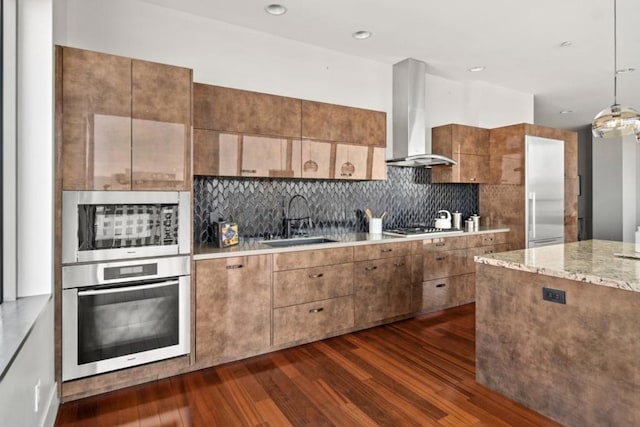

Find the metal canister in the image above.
[
  {"left": 465, "top": 219, "right": 474, "bottom": 232},
  {"left": 452, "top": 211, "right": 462, "bottom": 229},
  {"left": 471, "top": 214, "right": 480, "bottom": 231}
]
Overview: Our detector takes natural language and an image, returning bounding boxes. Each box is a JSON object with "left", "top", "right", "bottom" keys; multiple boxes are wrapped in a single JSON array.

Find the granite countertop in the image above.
[
  {"left": 475, "top": 239, "right": 640, "bottom": 293},
  {"left": 194, "top": 227, "right": 509, "bottom": 260}
]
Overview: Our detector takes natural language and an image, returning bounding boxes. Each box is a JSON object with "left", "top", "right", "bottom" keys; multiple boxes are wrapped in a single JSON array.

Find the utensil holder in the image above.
[{"left": 369, "top": 218, "right": 382, "bottom": 235}]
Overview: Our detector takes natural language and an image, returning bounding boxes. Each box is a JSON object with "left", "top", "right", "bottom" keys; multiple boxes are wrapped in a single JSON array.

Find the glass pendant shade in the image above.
[{"left": 592, "top": 103, "right": 640, "bottom": 142}]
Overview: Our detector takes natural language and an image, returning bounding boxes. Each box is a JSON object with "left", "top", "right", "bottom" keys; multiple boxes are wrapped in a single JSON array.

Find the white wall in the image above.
[
  {"left": 593, "top": 134, "right": 638, "bottom": 242},
  {"left": 17, "top": 0, "right": 53, "bottom": 297},
  {"left": 424, "top": 73, "right": 534, "bottom": 150},
  {"left": 0, "top": 300, "right": 58, "bottom": 427}
]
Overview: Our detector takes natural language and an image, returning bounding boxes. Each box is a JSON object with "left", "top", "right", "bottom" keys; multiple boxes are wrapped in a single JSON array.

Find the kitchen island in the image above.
[{"left": 474, "top": 240, "right": 640, "bottom": 427}]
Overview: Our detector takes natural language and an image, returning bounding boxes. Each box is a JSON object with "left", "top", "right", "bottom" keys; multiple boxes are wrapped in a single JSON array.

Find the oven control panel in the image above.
[{"left": 103, "top": 263, "right": 158, "bottom": 280}]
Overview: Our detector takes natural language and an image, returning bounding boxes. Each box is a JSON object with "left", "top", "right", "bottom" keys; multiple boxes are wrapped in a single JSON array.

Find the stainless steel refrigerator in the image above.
[{"left": 525, "top": 135, "right": 565, "bottom": 248}]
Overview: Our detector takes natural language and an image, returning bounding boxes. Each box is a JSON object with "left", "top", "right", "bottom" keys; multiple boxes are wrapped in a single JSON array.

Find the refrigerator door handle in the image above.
[{"left": 529, "top": 191, "right": 536, "bottom": 239}]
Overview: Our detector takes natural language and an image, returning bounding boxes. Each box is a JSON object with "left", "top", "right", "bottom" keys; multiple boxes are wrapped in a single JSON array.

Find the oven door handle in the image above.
[{"left": 77, "top": 280, "right": 179, "bottom": 296}]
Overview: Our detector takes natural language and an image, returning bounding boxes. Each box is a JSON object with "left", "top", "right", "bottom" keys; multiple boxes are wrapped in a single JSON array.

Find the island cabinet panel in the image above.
[
  {"left": 195, "top": 255, "right": 272, "bottom": 366},
  {"left": 58, "top": 46, "right": 192, "bottom": 191},
  {"left": 354, "top": 255, "right": 412, "bottom": 326},
  {"left": 273, "top": 246, "right": 353, "bottom": 271},
  {"left": 431, "top": 124, "right": 490, "bottom": 184},
  {"left": 59, "top": 46, "right": 132, "bottom": 190},
  {"left": 476, "top": 263, "right": 640, "bottom": 427},
  {"left": 273, "top": 262, "right": 353, "bottom": 308},
  {"left": 301, "top": 100, "right": 386, "bottom": 146},
  {"left": 131, "top": 59, "right": 191, "bottom": 190},
  {"left": 193, "top": 83, "right": 302, "bottom": 138},
  {"left": 272, "top": 296, "right": 354, "bottom": 346}
]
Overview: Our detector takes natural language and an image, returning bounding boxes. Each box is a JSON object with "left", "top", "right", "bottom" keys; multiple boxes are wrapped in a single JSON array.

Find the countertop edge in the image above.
[
  {"left": 474, "top": 241, "right": 640, "bottom": 293},
  {"left": 194, "top": 228, "right": 510, "bottom": 260}
]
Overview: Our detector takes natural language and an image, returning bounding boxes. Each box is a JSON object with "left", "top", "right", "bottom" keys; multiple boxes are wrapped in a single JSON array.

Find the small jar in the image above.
[
  {"left": 471, "top": 214, "right": 480, "bottom": 231},
  {"left": 465, "top": 219, "right": 474, "bottom": 232}
]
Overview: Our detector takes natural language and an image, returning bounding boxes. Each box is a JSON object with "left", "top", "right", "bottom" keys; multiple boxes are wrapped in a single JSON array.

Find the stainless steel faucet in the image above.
[{"left": 284, "top": 194, "right": 313, "bottom": 238}]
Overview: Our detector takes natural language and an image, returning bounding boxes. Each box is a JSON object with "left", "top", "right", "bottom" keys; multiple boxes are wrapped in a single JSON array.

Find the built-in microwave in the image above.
[{"left": 62, "top": 191, "right": 190, "bottom": 264}]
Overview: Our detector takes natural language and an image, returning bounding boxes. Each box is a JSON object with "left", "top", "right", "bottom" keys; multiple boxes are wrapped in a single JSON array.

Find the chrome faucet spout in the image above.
[{"left": 284, "top": 194, "right": 313, "bottom": 238}]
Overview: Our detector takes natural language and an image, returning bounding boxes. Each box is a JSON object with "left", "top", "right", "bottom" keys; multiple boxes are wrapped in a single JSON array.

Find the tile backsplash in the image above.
[{"left": 194, "top": 167, "right": 479, "bottom": 243}]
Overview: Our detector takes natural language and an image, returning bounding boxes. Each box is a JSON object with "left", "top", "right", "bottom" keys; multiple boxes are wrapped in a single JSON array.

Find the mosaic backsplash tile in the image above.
[{"left": 194, "top": 167, "right": 479, "bottom": 243}]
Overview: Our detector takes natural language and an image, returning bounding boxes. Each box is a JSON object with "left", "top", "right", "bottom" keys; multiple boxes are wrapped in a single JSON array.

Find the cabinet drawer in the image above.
[
  {"left": 273, "top": 246, "right": 353, "bottom": 271},
  {"left": 273, "top": 263, "right": 353, "bottom": 308},
  {"left": 467, "top": 233, "right": 498, "bottom": 248},
  {"left": 422, "top": 236, "right": 467, "bottom": 252},
  {"left": 423, "top": 248, "right": 468, "bottom": 280},
  {"left": 415, "top": 274, "right": 475, "bottom": 313},
  {"left": 493, "top": 232, "right": 508, "bottom": 245},
  {"left": 273, "top": 296, "right": 354, "bottom": 346},
  {"left": 354, "top": 241, "right": 411, "bottom": 261}
]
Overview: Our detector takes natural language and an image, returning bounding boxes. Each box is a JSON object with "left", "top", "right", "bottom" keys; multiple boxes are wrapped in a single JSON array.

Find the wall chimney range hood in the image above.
[{"left": 387, "top": 58, "right": 456, "bottom": 167}]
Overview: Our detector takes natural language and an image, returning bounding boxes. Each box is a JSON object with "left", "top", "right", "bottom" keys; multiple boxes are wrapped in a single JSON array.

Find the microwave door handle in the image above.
[{"left": 77, "top": 280, "right": 179, "bottom": 296}]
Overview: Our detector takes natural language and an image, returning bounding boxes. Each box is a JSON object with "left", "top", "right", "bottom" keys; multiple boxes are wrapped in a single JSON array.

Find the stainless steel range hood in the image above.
[{"left": 387, "top": 58, "right": 456, "bottom": 167}]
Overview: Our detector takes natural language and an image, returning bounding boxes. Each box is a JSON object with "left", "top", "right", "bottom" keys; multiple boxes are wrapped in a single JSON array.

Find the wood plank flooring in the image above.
[{"left": 55, "top": 304, "right": 560, "bottom": 426}]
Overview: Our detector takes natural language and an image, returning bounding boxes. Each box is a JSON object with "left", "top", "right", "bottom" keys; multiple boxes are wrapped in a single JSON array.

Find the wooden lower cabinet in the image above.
[
  {"left": 195, "top": 255, "right": 271, "bottom": 366},
  {"left": 422, "top": 248, "right": 468, "bottom": 280},
  {"left": 273, "top": 296, "right": 354, "bottom": 346},
  {"left": 273, "top": 262, "right": 353, "bottom": 308},
  {"left": 354, "top": 255, "right": 412, "bottom": 326},
  {"left": 414, "top": 274, "right": 475, "bottom": 313}
]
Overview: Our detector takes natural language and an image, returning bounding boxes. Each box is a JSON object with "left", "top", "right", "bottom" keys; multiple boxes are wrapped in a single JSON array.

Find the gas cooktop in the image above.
[{"left": 383, "top": 226, "right": 464, "bottom": 237}]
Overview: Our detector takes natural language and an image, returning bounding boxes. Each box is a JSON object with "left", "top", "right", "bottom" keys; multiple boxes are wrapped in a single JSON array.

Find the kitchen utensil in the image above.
[
  {"left": 380, "top": 211, "right": 387, "bottom": 220},
  {"left": 365, "top": 208, "right": 373, "bottom": 219},
  {"left": 452, "top": 211, "right": 462, "bottom": 229},
  {"left": 434, "top": 210, "right": 452, "bottom": 229}
]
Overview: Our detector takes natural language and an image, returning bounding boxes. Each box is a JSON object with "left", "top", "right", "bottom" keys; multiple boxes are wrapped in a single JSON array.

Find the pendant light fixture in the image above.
[{"left": 592, "top": 0, "right": 640, "bottom": 142}]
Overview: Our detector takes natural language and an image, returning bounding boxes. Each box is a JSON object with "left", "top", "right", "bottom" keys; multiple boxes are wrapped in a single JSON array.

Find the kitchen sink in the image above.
[{"left": 261, "top": 237, "right": 338, "bottom": 248}]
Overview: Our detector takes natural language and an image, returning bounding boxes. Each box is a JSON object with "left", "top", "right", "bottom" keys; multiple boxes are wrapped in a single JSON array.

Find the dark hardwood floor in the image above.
[{"left": 56, "top": 304, "right": 560, "bottom": 426}]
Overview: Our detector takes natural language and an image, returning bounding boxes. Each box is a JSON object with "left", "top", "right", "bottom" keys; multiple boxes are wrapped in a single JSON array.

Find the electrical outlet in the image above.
[
  {"left": 34, "top": 380, "right": 41, "bottom": 413},
  {"left": 542, "top": 287, "right": 566, "bottom": 304}
]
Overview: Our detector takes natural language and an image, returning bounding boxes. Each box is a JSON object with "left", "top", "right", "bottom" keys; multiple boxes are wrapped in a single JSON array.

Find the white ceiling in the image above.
[{"left": 142, "top": 0, "right": 640, "bottom": 131}]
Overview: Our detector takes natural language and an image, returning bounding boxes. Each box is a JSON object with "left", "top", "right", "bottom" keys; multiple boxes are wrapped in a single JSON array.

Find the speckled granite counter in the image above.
[
  {"left": 475, "top": 239, "right": 640, "bottom": 293},
  {"left": 194, "top": 227, "right": 509, "bottom": 260}
]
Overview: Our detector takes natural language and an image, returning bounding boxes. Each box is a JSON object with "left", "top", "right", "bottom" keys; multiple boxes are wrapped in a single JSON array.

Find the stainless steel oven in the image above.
[
  {"left": 62, "top": 256, "right": 190, "bottom": 381},
  {"left": 62, "top": 191, "right": 190, "bottom": 264}
]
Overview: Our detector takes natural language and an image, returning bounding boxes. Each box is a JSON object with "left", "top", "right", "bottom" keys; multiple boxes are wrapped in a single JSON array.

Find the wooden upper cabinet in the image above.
[
  {"left": 301, "top": 100, "right": 386, "bottom": 146},
  {"left": 58, "top": 46, "right": 192, "bottom": 191},
  {"left": 193, "top": 83, "right": 301, "bottom": 138},
  {"left": 301, "top": 140, "right": 332, "bottom": 179},
  {"left": 59, "top": 46, "right": 132, "bottom": 190},
  {"left": 431, "top": 124, "right": 490, "bottom": 184},
  {"left": 334, "top": 144, "right": 368, "bottom": 179},
  {"left": 131, "top": 60, "right": 192, "bottom": 190}
]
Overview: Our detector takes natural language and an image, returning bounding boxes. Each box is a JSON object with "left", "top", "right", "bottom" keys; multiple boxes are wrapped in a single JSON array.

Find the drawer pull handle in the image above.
[
  {"left": 309, "top": 307, "right": 324, "bottom": 314},
  {"left": 484, "top": 237, "right": 493, "bottom": 241},
  {"left": 241, "top": 169, "right": 257, "bottom": 174},
  {"left": 226, "top": 264, "right": 244, "bottom": 270},
  {"left": 436, "top": 283, "right": 447, "bottom": 288},
  {"left": 435, "top": 242, "right": 446, "bottom": 247},
  {"left": 309, "top": 273, "right": 324, "bottom": 279},
  {"left": 381, "top": 248, "right": 393, "bottom": 253},
  {"left": 394, "top": 262, "right": 405, "bottom": 267},
  {"left": 435, "top": 256, "right": 446, "bottom": 261},
  {"left": 365, "top": 265, "right": 378, "bottom": 271},
  {"left": 485, "top": 250, "right": 494, "bottom": 254}
]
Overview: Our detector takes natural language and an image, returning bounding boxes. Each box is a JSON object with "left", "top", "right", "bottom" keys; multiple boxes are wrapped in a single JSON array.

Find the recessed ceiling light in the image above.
[
  {"left": 616, "top": 67, "right": 636, "bottom": 74},
  {"left": 560, "top": 41, "right": 572, "bottom": 47},
  {"left": 560, "top": 110, "right": 573, "bottom": 114},
  {"left": 468, "top": 66, "right": 486, "bottom": 72},
  {"left": 264, "top": 4, "right": 287, "bottom": 16},
  {"left": 352, "top": 30, "right": 372, "bottom": 40}
]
